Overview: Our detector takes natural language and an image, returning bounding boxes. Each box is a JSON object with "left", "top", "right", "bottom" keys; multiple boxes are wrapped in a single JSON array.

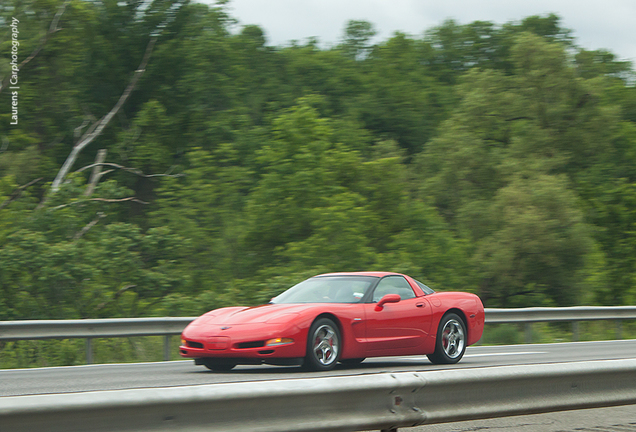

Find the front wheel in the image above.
[
  {"left": 427, "top": 313, "right": 466, "bottom": 364},
  {"left": 304, "top": 318, "right": 341, "bottom": 371}
]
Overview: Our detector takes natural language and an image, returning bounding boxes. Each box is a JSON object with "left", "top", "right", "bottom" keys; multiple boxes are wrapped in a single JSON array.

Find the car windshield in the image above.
[{"left": 271, "top": 276, "right": 377, "bottom": 304}]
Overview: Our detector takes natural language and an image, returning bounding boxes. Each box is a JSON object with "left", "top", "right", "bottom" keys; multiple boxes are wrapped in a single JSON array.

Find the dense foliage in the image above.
[{"left": 1, "top": 0, "right": 635, "bottom": 323}]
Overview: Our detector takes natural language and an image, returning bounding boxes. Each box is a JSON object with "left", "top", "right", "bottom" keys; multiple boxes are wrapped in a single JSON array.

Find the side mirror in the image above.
[{"left": 375, "top": 294, "right": 401, "bottom": 311}]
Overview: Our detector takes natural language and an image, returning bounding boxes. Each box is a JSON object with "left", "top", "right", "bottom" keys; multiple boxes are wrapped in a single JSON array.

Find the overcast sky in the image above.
[{"left": 219, "top": 0, "right": 636, "bottom": 64}]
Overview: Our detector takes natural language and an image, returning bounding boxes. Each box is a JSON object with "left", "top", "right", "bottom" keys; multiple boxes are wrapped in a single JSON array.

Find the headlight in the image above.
[{"left": 265, "top": 337, "right": 294, "bottom": 346}]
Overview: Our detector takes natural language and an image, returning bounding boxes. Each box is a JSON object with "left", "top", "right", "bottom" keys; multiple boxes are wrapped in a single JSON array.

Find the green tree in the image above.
[
  {"left": 0, "top": 177, "right": 185, "bottom": 320},
  {"left": 474, "top": 175, "right": 592, "bottom": 307},
  {"left": 341, "top": 20, "right": 376, "bottom": 60}
]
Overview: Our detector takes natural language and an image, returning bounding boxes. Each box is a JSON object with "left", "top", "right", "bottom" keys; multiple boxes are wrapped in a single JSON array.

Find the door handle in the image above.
[{"left": 416, "top": 303, "right": 425, "bottom": 308}]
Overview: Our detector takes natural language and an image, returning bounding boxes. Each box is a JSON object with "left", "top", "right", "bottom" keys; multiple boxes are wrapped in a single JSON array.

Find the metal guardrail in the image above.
[
  {"left": 1, "top": 359, "right": 636, "bottom": 432},
  {"left": 0, "top": 317, "right": 195, "bottom": 363},
  {"left": 485, "top": 306, "right": 636, "bottom": 343},
  {"left": 1, "top": 307, "right": 635, "bottom": 363}
]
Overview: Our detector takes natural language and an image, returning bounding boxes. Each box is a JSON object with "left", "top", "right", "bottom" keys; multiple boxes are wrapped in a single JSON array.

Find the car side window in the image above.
[
  {"left": 372, "top": 276, "right": 416, "bottom": 302},
  {"left": 415, "top": 280, "right": 435, "bottom": 295}
]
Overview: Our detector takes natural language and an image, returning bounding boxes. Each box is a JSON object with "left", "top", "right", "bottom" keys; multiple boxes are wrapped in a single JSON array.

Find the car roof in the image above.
[{"left": 315, "top": 271, "right": 404, "bottom": 278}]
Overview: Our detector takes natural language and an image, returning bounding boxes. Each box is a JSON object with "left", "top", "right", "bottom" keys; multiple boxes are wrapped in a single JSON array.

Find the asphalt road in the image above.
[{"left": 1, "top": 339, "right": 636, "bottom": 397}]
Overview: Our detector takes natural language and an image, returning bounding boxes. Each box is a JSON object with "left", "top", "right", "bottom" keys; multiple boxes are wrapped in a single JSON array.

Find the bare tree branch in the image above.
[
  {"left": 50, "top": 35, "right": 158, "bottom": 192},
  {"left": 73, "top": 212, "right": 106, "bottom": 241},
  {"left": 50, "top": 197, "right": 149, "bottom": 210},
  {"left": 85, "top": 197, "right": 149, "bottom": 204},
  {"left": 0, "top": 178, "right": 43, "bottom": 211},
  {"left": 0, "top": 0, "right": 70, "bottom": 95},
  {"left": 93, "top": 285, "right": 137, "bottom": 312},
  {"left": 74, "top": 116, "right": 96, "bottom": 142},
  {"left": 75, "top": 162, "right": 184, "bottom": 179},
  {"left": 84, "top": 149, "right": 107, "bottom": 196}
]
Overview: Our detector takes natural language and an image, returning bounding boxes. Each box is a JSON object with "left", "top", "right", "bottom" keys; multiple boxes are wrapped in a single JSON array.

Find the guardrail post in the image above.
[
  {"left": 86, "top": 338, "right": 93, "bottom": 365},
  {"left": 524, "top": 322, "right": 532, "bottom": 343},
  {"left": 163, "top": 335, "right": 170, "bottom": 361},
  {"left": 572, "top": 321, "right": 579, "bottom": 342},
  {"left": 616, "top": 320, "right": 623, "bottom": 340}
]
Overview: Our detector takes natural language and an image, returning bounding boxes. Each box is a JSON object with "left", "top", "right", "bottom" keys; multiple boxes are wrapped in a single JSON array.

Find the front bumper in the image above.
[{"left": 179, "top": 323, "right": 305, "bottom": 360}]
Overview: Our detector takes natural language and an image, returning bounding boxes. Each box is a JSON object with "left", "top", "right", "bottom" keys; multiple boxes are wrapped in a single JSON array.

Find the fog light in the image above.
[{"left": 265, "top": 337, "right": 294, "bottom": 346}]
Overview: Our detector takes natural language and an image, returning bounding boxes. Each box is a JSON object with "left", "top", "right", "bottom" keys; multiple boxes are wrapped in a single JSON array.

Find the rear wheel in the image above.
[
  {"left": 304, "top": 318, "right": 341, "bottom": 371},
  {"left": 201, "top": 359, "right": 237, "bottom": 372},
  {"left": 427, "top": 313, "right": 466, "bottom": 364}
]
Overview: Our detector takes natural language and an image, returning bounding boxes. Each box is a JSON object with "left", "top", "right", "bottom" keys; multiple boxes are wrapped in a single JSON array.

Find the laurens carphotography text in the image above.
[{"left": 9, "top": 17, "right": 20, "bottom": 125}]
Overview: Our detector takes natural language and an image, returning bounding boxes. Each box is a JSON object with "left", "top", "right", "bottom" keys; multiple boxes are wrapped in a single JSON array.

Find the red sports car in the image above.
[{"left": 180, "top": 272, "right": 484, "bottom": 371}]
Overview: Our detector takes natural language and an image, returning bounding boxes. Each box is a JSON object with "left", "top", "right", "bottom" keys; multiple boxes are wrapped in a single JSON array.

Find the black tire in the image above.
[
  {"left": 201, "top": 359, "right": 237, "bottom": 372},
  {"left": 339, "top": 358, "right": 365, "bottom": 365},
  {"left": 427, "top": 313, "right": 467, "bottom": 364},
  {"left": 304, "top": 318, "right": 341, "bottom": 371}
]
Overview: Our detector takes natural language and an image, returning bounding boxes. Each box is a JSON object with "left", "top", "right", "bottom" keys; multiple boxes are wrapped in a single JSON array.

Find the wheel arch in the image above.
[
  {"left": 312, "top": 312, "right": 343, "bottom": 335},
  {"left": 443, "top": 308, "right": 468, "bottom": 339}
]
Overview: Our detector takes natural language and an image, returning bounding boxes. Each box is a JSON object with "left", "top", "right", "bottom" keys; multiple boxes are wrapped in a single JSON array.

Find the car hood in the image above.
[{"left": 194, "top": 303, "right": 317, "bottom": 325}]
